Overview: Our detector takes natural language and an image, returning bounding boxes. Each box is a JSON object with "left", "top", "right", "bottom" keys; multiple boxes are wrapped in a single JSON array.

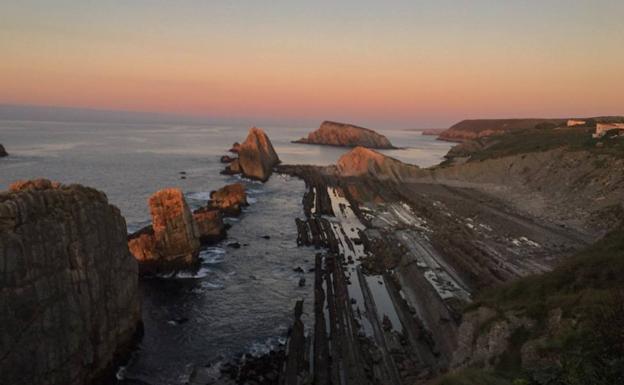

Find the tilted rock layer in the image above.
[
  {"left": 128, "top": 188, "right": 201, "bottom": 273},
  {"left": 336, "top": 146, "right": 421, "bottom": 182},
  {"left": 294, "top": 120, "right": 395, "bottom": 149},
  {"left": 224, "top": 127, "right": 280, "bottom": 182},
  {"left": 0, "top": 179, "right": 141, "bottom": 385}
]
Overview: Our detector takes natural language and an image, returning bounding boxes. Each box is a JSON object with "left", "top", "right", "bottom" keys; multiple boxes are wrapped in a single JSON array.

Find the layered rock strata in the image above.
[{"left": 0, "top": 179, "right": 141, "bottom": 385}]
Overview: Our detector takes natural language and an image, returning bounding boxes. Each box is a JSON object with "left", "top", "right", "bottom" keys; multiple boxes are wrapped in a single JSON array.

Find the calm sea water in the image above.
[{"left": 0, "top": 120, "right": 452, "bottom": 384}]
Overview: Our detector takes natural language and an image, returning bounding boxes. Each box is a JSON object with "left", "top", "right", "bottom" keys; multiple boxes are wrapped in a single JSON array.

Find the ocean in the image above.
[{"left": 0, "top": 120, "right": 452, "bottom": 384}]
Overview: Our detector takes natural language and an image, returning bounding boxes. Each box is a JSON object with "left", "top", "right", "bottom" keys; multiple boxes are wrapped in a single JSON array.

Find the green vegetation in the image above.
[
  {"left": 459, "top": 127, "right": 624, "bottom": 162},
  {"left": 441, "top": 223, "right": 624, "bottom": 385}
]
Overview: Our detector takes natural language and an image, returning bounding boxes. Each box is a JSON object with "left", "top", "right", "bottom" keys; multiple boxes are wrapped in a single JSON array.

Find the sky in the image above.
[{"left": 1, "top": 0, "right": 623, "bottom": 128}]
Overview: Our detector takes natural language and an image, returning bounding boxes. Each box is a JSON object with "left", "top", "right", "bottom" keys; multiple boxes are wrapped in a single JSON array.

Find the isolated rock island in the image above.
[
  {"left": 223, "top": 127, "right": 280, "bottom": 182},
  {"left": 294, "top": 120, "right": 396, "bottom": 149},
  {"left": 0, "top": 179, "right": 141, "bottom": 385}
]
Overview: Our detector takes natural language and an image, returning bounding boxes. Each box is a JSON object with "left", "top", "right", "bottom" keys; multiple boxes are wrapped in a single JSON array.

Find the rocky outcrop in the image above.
[
  {"left": 336, "top": 146, "right": 421, "bottom": 182},
  {"left": 0, "top": 179, "right": 141, "bottom": 385},
  {"left": 193, "top": 207, "right": 225, "bottom": 243},
  {"left": 0, "top": 143, "right": 7, "bottom": 157},
  {"left": 223, "top": 127, "right": 280, "bottom": 182},
  {"left": 294, "top": 120, "right": 396, "bottom": 149},
  {"left": 207, "top": 183, "right": 248, "bottom": 216},
  {"left": 128, "top": 188, "right": 201, "bottom": 274}
]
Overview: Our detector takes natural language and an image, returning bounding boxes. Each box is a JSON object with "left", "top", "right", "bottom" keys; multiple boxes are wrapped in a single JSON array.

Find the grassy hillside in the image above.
[{"left": 437, "top": 222, "right": 624, "bottom": 385}]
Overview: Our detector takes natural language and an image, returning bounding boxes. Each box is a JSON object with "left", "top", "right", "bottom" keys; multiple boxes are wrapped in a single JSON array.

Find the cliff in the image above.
[
  {"left": 0, "top": 179, "right": 141, "bottom": 385},
  {"left": 336, "top": 146, "right": 421, "bottom": 182},
  {"left": 294, "top": 121, "right": 396, "bottom": 149},
  {"left": 438, "top": 119, "right": 566, "bottom": 142},
  {"left": 223, "top": 127, "right": 280, "bottom": 182}
]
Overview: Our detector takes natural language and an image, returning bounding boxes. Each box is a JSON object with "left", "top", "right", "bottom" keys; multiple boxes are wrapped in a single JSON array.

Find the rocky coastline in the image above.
[{"left": 2, "top": 122, "right": 622, "bottom": 385}]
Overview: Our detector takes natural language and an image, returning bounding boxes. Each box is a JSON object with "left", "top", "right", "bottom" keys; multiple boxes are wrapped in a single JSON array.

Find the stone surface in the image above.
[
  {"left": 336, "top": 146, "right": 421, "bottom": 181},
  {"left": 0, "top": 143, "right": 7, "bottom": 157},
  {"left": 128, "top": 188, "right": 200, "bottom": 273},
  {"left": 294, "top": 120, "right": 396, "bottom": 149},
  {"left": 224, "top": 127, "right": 280, "bottom": 182},
  {"left": 208, "top": 183, "right": 248, "bottom": 216},
  {"left": 0, "top": 179, "right": 141, "bottom": 385},
  {"left": 193, "top": 207, "right": 225, "bottom": 243}
]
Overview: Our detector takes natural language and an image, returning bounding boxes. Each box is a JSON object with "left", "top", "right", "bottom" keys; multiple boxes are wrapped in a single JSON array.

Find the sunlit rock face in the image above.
[
  {"left": 336, "top": 146, "right": 421, "bottom": 182},
  {"left": 224, "top": 127, "right": 280, "bottom": 182},
  {"left": 294, "top": 120, "right": 396, "bottom": 149},
  {"left": 128, "top": 188, "right": 201, "bottom": 273},
  {"left": 208, "top": 183, "right": 248, "bottom": 216},
  {"left": 193, "top": 207, "right": 225, "bottom": 243},
  {"left": 0, "top": 179, "right": 141, "bottom": 385}
]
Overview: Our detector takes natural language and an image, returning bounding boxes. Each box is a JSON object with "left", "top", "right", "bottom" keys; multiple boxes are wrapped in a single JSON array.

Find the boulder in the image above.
[
  {"left": 294, "top": 121, "right": 396, "bottom": 149},
  {"left": 193, "top": 207, "right": 226, "bottom": 243},
  {"left": 220, "top": 155, "right": 236, "bottom": 163},
  {"left": 128, "top": 188, "right": 201, "bottom": 274},
  {"left": 0, "top": 143, "right": 7, "bottom": 157},
  {"left": 208, "top": 183, "right": 248, "bottom": 216},
  {"left": 224, "top": 127, "right": 280, "bottom": 182},
  {"left": 336, "top": 146, "right": 421, "bottom": 182},
  {"left": 0, "top": 179, "right": 141, "bottom": 385}
]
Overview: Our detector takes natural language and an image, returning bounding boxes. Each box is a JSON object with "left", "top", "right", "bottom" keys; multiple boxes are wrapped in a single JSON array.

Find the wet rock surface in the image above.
[
  {"left": 223, "top": 127, "right": 280, "bottom": 182},
  {"left": 294, "top": 121, "right": 396, "bottom": 149},
  {"left": 0, "top": 179, "right": 141, "bottom": 385}
]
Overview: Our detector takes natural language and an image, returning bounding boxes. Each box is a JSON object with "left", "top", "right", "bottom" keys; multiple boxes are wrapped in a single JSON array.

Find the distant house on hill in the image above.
[
  {"left": 593, "top": 123, "right": 624, "bottom": 138},
  {"left": 567, "top": 119, "right": 586, "bottom": 127}
]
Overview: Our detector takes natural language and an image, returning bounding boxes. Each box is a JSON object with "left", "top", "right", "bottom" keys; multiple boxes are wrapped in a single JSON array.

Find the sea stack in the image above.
[
  {"left": 223, "top": 127, "right": 280, "bottom": 182},
  {"left": 0, "top": 179, "right": 141, "bottom": 385},
  {"left": 207, "top": 183, "right": 249, "bottom": 216},
  {"left": 128, "top": 188, "right": 202, "bottom": 274},
  {"left": 336, "top": 146, "right": 421, "bottom": 181},
  {"left": 0, "top": 143, "right": 7, "bottom": 157},
  {"left": 294, "top": 120, "right": 396, "bottom": 149}
]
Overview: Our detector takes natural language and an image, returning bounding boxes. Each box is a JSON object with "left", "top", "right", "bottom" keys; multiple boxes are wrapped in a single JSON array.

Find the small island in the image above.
[{"left": 293, "top": 120, "right": 396, "bottom": 149}]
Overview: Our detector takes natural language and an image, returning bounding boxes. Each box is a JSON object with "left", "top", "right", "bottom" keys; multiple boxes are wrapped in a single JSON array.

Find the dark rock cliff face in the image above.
[
  {"left": 0, "top": 143, "right": 7, "bottom": 157},
  {"left": 223, "top": 127, "right": 280, "bottom": 182},
  {"left": 294, "top": 120, "right": 396, "bottom": 149},
  {"left": 0, "top": 179, "right": 141, "bottom": 385}
]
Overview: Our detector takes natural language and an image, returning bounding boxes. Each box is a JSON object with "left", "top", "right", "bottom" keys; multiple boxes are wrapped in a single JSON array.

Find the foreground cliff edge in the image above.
[
  {"left": 0, "top": 179, "right": 142, "bottom": 385},
  {"left": 294, "top": 120, "right": 397, "bottom": 149}
]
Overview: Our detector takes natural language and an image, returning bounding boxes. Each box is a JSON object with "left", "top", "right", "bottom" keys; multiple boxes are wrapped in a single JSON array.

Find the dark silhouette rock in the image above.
[
  {"left": 0, "top": 179, "right": 141, "bottom": 385},
  {"left": 0, "top": 143, "right": 7, "bottom": 157},
  {"left": 220, "top": 155, "right": 235, "bottom": 163},
  {"left": 294, "top": 120, "right": 396, "bottom": 149}
]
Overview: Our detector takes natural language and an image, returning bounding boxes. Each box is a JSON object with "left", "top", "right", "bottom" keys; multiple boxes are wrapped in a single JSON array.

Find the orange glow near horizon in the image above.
[{"left": 1, "top": 1, "right": 623, "bottom": 127}]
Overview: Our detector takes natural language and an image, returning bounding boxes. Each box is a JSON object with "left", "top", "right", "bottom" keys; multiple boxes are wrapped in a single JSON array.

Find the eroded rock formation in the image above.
[
  {"left": 193, "top": 207, "right": 225, "bottom": 243},
  {"left": 208, "top": 183, "right": 248, "bottom": 216},
  {"left": 294, "top": 120, "right": 396, "bottom": 149},
  {"left": 0, "top": 179, "right": 141, "bottom": 385},
  {"left": 223, "top": 127, "right": 280, "bottom": 182},
  {"left": 0, "top": 143, "right": 7, "bottom": 157},
  {"left": 336, "top": 146, "right": 421, "bottom": 181},
  {"left": 128, "top": 188, "right": 201, "bottom": 274}
]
